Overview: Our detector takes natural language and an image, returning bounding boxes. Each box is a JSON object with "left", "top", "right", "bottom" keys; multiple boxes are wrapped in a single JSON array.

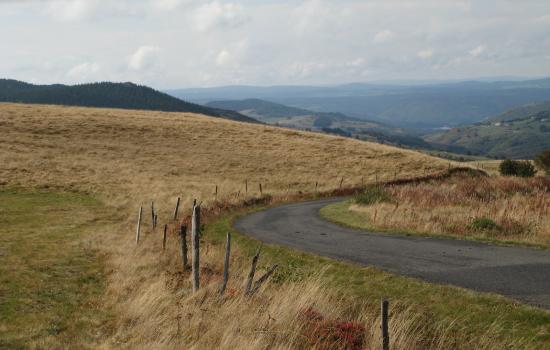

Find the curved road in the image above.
[{"left": 234, "top": 198, "right": 550, "bottom": 309}]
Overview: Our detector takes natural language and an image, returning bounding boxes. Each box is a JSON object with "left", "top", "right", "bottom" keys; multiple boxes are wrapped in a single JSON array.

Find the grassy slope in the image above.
[
  {"left": 2, "top": 103, "right": 548, "bottom": 348},
  {"left": 0, "top": 189, "right": 115, "bottom": 349},
  {"left": 205, "top": 210, "right": 550, "bottom": 348}
]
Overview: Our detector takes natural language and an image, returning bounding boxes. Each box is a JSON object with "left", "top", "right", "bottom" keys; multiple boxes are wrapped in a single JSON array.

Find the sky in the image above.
[{"left": 1, "top": 0, "right": 550, "bottom": 89}]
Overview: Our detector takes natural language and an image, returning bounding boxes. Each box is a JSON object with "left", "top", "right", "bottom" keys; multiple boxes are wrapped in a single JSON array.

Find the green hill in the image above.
[
  {"left": 206, "top": 98, "right": 445, "bottom": 150},
  {"left": 0, "top": 79, "right": 258, "bottom": 123},
  {"left": 424, "top": 103, "right": 550, "bottom": 159}
]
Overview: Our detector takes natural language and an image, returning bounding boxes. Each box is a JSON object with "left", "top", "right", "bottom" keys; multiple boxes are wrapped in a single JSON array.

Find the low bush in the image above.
[
  {"left": 535, "top": 149, "right": 550, "bottom": 176},
  {"left": 499, "top": 160, "right": 536, "bottom": 177},
  {"left": 470, "top": 217, "right": 498, "bottom": 231},
  {"left": 355, "top": 185, "right": 392, "bottom": 205}
]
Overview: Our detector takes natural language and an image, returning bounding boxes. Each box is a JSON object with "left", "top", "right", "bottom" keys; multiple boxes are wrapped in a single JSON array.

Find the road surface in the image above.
[{"left": 234, "top": 198, "right": 550, "bottom": 309}]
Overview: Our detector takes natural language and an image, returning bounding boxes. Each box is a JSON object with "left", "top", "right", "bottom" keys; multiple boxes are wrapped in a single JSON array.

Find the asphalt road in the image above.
[{"left": 234, "top": 198, "right": 550, "bottom": 309}]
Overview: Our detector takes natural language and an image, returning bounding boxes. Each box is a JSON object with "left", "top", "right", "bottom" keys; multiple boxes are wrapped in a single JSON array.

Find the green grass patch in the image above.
[
  {"left": 0, "top": 189, "right": 114, "bottom": 349},
  {"left": 202, "top": 207, "right": 550, "bottom": 349}
]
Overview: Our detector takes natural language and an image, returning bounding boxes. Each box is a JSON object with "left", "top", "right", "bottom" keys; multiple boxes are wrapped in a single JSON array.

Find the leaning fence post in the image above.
[
  {"left": 250, "top": 264, "right": 278, "bottom": 295},
  {"left": 173, "top": 197, "right": 181, "bottom": 221},
  {"left": 192, "top": 203, "right": 200, "bottom": 292},
  {"left": 136, "top": 206, "right": 142, "bottom": 244},
  {"left": 162, "top": 224, "right": 168, "bottom": 250},
  {"left": 381, "top": 299, "right": 389, "bottom": 350},
  {"left": 220, "top": 232, "right": 231, "bottom": 295},
  {"left": 339, "top": 177, "right": 344, "bottom": 188},
  {"left": 179, "top": 225, "right": 188, "bottom": 270},
  {"left": 245, "top": 246, "right": 261, "bottom": 295}
]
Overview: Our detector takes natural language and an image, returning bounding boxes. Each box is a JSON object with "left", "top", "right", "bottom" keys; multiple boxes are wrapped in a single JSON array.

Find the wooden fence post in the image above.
[
  {"left": 245, "top": 247, "right": 261, "bottom": 295},
  {"left": 192, "top": 203, "right": 200, "bottom": 292},
  {"left": 215, "top": 185, "right": 218, "bottom": 200},
  {"left": 179, "top": 225, "right": 188, "bottom": 270},
  {"left": 245, "top": 179, "right": 248, "bottom": 193},
  {"left": 173, "top": 197, "right": 181, "bottom": 221},
  {"left": 162, "top": 224, "right": 168, "bottom": 250},
  {"left": 315, "top": 181, "right": 318, "bottom": 192},
  {"left": 136, "top": 206, "right": 142, "bottom": 244},
  {"left": 220, "top": 232, "right": 231, "bottom": 295},
  {"left": 250, "top": 264, "right": 278, "bottom": 295},
  {"left": 151, "top": 201, "right": 155, "bottom": 230},
  {"left": 259, "top": 183, "right": 263, "bottom": 196},
  {"left": 339, "top": 177, "right": 344, "bottom": 188},
  {"left": 381, "top": 299, "right": 389, "bottom": 350},
  {"left": 153, "top": 214, "right": 158, "bottom": 229}
]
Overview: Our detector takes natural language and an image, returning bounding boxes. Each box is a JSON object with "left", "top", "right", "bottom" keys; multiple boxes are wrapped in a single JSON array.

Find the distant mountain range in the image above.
[
  {"left": 425, "top": 102, "right": 550, "bottom": 159},
  {"left": 206, "top": 98, "right": 467, "bottom": 152},
  {"left": 0, "top": 79, "right": 257, "bottom": 123},
  {"left": 167, "top": 78, "right": 550, "bottom": 130}
]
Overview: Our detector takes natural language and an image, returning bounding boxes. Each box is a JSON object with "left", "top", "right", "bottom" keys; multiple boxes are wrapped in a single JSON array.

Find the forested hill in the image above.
[{"left": 0, "top": 79, "right": 258, "bottom": 123}]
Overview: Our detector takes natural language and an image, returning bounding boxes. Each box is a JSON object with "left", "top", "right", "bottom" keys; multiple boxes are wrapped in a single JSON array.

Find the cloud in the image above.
[
  {"left": 469, "top": 45, "right": 486, "bottom": 57},
  {"left": 374, "top": 30, "right": 393, "bottom": 43},
  {"left": 193, "top": 2, "right": 247, "bottom": 32},
  {"left": 215, "top": 50, "right": 231, "bottom": 66},
  {"left": 66, "top": 62, "right": 100, "bottom": 81},
  {"left": 46, "top": 0, "right": 99, "bottom": 21},
  {"left": 417, "top": 49, "right": 434, "bottom": 59},
  {"left": 129, "top": 46, "right": 161, "bottom": 71}
]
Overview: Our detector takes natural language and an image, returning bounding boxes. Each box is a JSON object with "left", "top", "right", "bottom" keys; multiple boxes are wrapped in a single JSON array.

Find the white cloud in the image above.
[
  {"left": 47, "top": 0, "right": 99, "bottom": 21},
  {"left": 374, "top": 30, "right": 393, "bottom": 43},
  {"left": 193, "top": 2, "right": 247, "bottom": 32},
  {"left": 215, "top": 50, "right": 231, "bottom": 66},
  {"left": 129, "top": 46, "right": 160, "bottom": 71},
  {"left": 469, "top": 45, "right": 486, "bottom": 57},
  {"left": 417, "top": 49, "right": 434, "bottom": 59},
  {"left": 67, "top": 62, "right": 100, "bottom": 81}
]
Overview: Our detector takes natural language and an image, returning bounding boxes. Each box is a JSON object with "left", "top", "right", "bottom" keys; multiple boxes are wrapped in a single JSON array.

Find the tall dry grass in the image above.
[
  {"left": 2, "top": 103, "right": 526, "bottom": 349},
  {"left": 350, "top": 173, "right": 550, "bottom": 246}
]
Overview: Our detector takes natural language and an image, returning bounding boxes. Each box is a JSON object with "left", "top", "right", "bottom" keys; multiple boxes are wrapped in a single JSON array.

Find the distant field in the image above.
[{"left": 1, "top": 103, "right": 547, "bottom": 349}]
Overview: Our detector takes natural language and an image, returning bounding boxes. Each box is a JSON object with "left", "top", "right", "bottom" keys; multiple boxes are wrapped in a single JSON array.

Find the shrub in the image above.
[
  {"left": 499, "top": 160, "right": 536, "bottom": 177},
  {"left": 355, "top": 185, "right": 391, "bottom": 205},
  {"left": 471, "top": 217, "right": 498, "bottom": 231},
  {"left": 535, "top": 149, "right": 550, "bottom": 176}
]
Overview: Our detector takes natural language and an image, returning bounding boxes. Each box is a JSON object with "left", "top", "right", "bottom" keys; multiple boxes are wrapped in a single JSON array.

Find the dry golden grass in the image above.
[
  {"left": 3, "top": 103, "right": 539, "bottom": 349},
  {"left": 344, "top": 173, "right": 550, "bottom": 246},
  {"left": 0, "top": 103, "right": 448, "bottom": 212}
]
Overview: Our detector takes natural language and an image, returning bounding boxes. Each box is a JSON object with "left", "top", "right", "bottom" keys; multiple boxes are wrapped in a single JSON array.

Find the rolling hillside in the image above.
[
  {"left": 168, "top": 78, "right": 550, "bottom": 130},
  {"left": 206, "top": 98, "right": 441, "bottom": 150},
  {"left": 425, "top": 103, "right": 550, "bottom": 159},
  {"left": 0, "top": 79, "right": 257, "bottom": 123}
]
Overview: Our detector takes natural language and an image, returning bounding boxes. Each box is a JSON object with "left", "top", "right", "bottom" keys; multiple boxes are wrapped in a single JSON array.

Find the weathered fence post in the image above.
[
  {"left": 192, "top": 203, "right": 200, "bottom": 292},
  {"left": 153, "top": 214, "right": 158, "bottom": 229},
  {"left": 151, "top": 201, "right": 155, "bottom": 230},
  {"left": 220, "top": 232, "right": 231, "bottom": 295},
  {"left": 179, "top": 225, "right": 188, "bottom": 270},
  {"left": 245, "top": 247, "right": 261, "bottom": 295},
  {"left": 381, "top": 299, "right": 389, "bottom": 350},
  {"left": 215, "top": 185, "right": 218, "bottom": 200},
  {"left": 162, "top": 224, "right": 168, "bottom": 250},
  {"left": 339, "top": 177, "right": 344, "bottom": 188},
  {"left": 173, "top": 197, "right": 181, "bottom": 221},
  {"left": 136, "top": 206, "right": 142, "bottom": 244},
  {"left": 259, "top": 183, "right": 263, "bottom": 196},
  {"left": 245, "top": 179, "right": 248, "bottom": 193},
  {"left": 250, "top": 264, "right": 278, "bottom": 295},
  {"left": 315, "top": 181, "right": 318, "bottom": 192}
]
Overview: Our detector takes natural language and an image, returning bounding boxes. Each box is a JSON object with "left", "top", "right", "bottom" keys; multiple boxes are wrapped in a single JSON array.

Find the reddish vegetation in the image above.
[{"left": 299, "top": 307, "right": 365, "bottom": 350}]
